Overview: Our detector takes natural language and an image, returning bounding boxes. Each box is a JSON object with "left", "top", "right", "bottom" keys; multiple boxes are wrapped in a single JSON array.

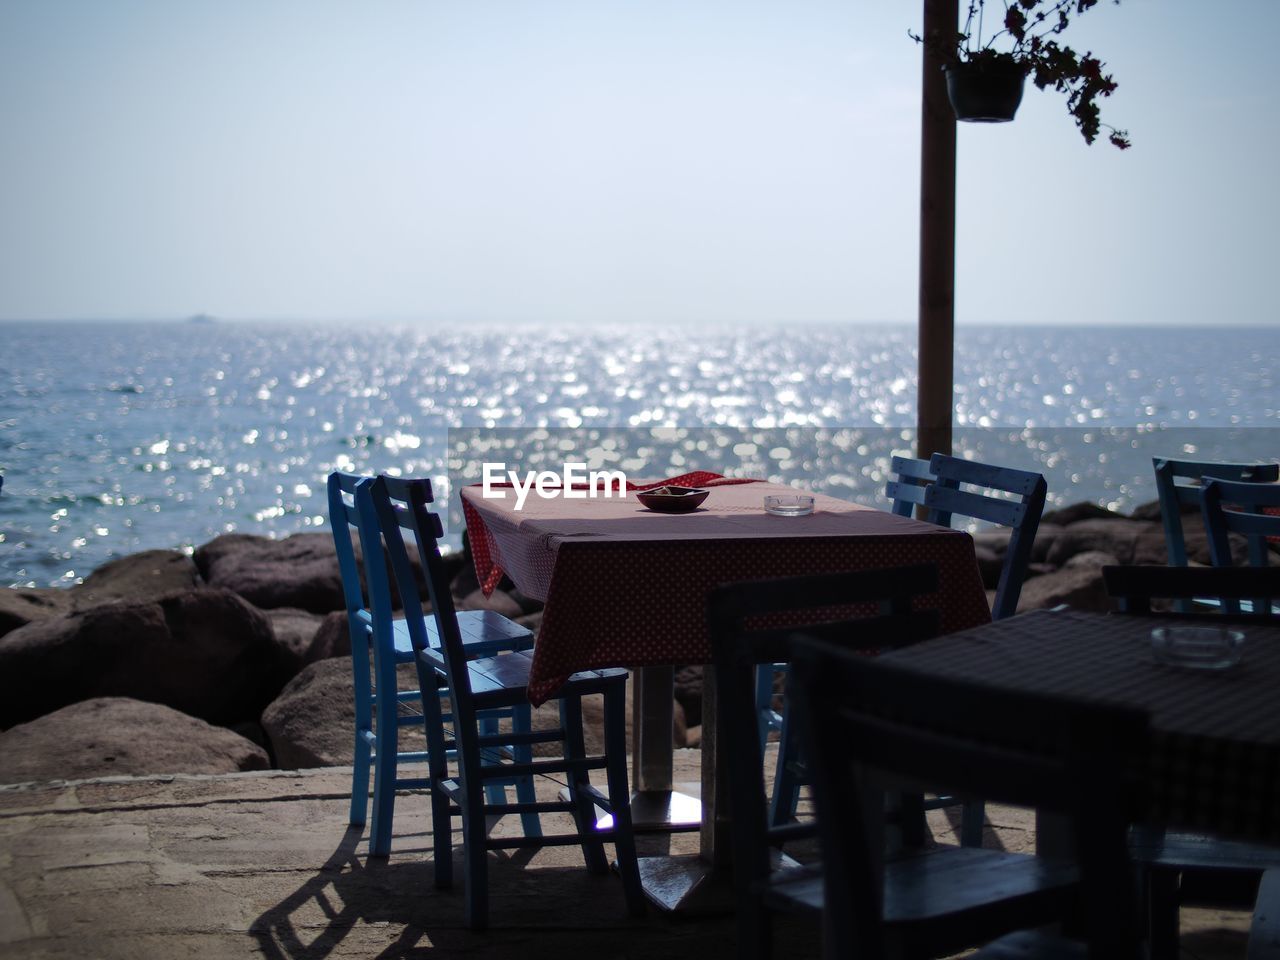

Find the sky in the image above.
[{"left": 1, "top": 0, "right": 1277, "bottom": 326}]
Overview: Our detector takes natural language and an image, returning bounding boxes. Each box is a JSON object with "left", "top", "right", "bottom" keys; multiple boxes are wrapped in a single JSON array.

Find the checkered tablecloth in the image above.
[
  {"left": 462, "top": 476, "right": 992, "bottom": 705},
  {"left": 885, "top": 608, "right": 1280, "bottom": 843}
]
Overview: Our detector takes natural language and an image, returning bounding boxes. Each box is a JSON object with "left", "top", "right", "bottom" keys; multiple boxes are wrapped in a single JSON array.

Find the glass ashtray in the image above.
[
  {"left": 1150, "top": 625, "right": 1245, "bottom": 670},
  {"left": 764, "top": 494, "right": 815, "bottom": 517}
]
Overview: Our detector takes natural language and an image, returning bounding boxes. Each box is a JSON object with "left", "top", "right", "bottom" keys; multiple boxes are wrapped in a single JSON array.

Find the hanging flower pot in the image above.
[
  {"left": 910, "top": 0, "right": 1130, "bottom": 148},
  {"left": 944, "top": 54, "right": 1028, "bottom": 123}
]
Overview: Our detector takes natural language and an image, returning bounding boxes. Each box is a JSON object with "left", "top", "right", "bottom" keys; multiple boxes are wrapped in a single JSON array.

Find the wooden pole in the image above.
[{"left": 916, "top": 0, "right": 958, "bottom": 461}]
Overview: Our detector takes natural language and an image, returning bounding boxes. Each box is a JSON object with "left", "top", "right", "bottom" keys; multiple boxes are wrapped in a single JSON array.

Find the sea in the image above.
[{"left": 2, "top": 320, "right": 1277, "bottom": 589}]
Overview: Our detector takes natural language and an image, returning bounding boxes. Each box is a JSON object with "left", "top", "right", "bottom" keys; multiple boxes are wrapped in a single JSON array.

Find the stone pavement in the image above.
[{"left": 0, "top": 749, "right": 1253, "bottom": 959}]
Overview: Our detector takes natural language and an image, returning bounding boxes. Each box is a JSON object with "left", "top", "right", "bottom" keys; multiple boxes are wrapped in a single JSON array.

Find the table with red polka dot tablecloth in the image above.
[{"left": 462, "top": 475, "right": 993, "bottom": 705}]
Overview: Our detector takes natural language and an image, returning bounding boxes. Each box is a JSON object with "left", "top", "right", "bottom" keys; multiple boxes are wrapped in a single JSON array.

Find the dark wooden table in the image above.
[{"left": 884, "top": 607, "right": 1280, "bottom": 845}]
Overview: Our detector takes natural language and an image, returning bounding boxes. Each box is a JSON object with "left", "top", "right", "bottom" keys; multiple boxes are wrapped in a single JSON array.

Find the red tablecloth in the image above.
[{"left": 462, "top": 475, "right": 992, "bottom": 704}]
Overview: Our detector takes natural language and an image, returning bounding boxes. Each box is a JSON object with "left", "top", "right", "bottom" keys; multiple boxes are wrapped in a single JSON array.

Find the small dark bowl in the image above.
[{"left": 635, "top": 486, "right": 710, "bottom": 514}]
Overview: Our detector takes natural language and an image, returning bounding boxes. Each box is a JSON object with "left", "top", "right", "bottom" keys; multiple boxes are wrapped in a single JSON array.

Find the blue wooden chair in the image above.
[
  {"left": 753, "top": 455, "right": 939, "bottom": 816},
  {"left": 884, "top": 454, "right": 937, "bottom": 517},
  {"left": 761, "top": 454, "right": 1048, "bottom": 838},
  {"left": 326, "top": 472, "right": 538, "bottom": 858},
  {"left": 790, "top": 634, "right": 1149, "bottom": 960},
  {"left": 757, "top": 456, "right": 938, "bottom": 761},
  {"left": 924, "top": 453, "right": 1047, "bottom": 622},
  {"left": 1153, "top": 457, "right": 1279, "bottom": 612},
  {"left": 368, "top": 475, "right": 644, "bottom": 931},
  {"left": 1201, "top": 477, "right": 1280, "bottom": 615},
  {"left": 919, "top": 454, "right": 1049, "bottom": 846}
]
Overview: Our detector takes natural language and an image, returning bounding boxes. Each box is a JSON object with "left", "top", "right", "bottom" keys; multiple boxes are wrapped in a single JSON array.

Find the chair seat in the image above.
[
  {"left": 1132, "top": 825, "right": 1280, "bottom": 874},
  {"left": 390, "top": 609, "right": 534, "bottom": 661},
  {"left": 969, "top": 929, "right": 1088, "bottom": 960},
  {"left": 417, "top": 646, "right": 627, "bottom": 708},
  {"left": 1190, "top": 597, "right": 1280, "bottom": 617},
  {"left": 765, "top": 847, "right": 1079, "bottom": 938}
]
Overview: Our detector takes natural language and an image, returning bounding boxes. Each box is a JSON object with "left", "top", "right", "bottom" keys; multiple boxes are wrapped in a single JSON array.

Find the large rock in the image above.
[
  {"left": 1041, "top": 502, "right": 1128, "bottom": 526},
  {"left": 674, "top": 665, "right": 704, "bottom": 728},
  {"left": 973, "top": 545, "right": 1004, "bottom": 590},
  {"left": 0, "top": 697, "right": 269, "bottom": 783},
  {"left": 261, "top": 660, "right": 423, "bottom": 769},
  {"left": 72, "top": 550, "right": 200, "bottom": 608},
  {"left": 262, "top": 658, "right": 357, "bottom": 769},
  {"left": 194, "top": 533, "right": 345, "bottom": 613},
  {"left": 1015, "top": 563, "right": 1112, "bottom": 614},
  {"left": 1045, "top": 518, "right": 1153, "bottom": 567},
  {"left": 311, "top": 610, "right": 353, "bottom": 661},
  {"left": 1129, "top": 499, "right": 1165, "bottom": 522},
  {"left": 0, "top": 588, "right": 287, "bottom": 729},
  {"left": 963, "top": 522, "right": 1064, "bottom": 566},
  {"left": 1132, "top": 521, "right": 1250, "bottom": 567},
  {"left": 0, "top": 587, "right": 72, "bottom": 639},
  {"left": 1028, "top": 523, "right": 1066, "bottom": 563},
  {"left": 264, "top": 607, "right": 327, "bottom": 672}
]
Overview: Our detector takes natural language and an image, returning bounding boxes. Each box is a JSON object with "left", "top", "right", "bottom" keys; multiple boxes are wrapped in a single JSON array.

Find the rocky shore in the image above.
[{"left": 0, "top": 498, "right": 1254, "bottom": 784}]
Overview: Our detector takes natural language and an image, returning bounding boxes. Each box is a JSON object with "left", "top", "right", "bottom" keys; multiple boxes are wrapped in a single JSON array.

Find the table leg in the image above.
[
  {"left": 636, "top": 665, "right": 736, "bottom": 913},
  {"left": 628, "top": 665, "right": 701, "bottom": 831}
]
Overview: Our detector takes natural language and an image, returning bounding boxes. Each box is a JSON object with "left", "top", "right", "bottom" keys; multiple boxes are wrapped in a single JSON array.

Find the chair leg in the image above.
[
  {"left": 424, "top": 679, "right": 454, "bottom": 890},
  {"left": 736, "top": 894, "right": 774, "bottom": 960},
  {"left": 478, "top": 713, "right": 508, "bottom": 813},
  {"left": 755, "top": 664, "right": 777, "bottom": 750},
  {"left": 512, "top": 702, "right": 543, "bottom": 838},
  {"left": 368, "top": 695, "right": 398, "bottom": 858},
  {"left": 350, "top": 729, "right": 371, "bottom": 829},
  {"left": 561, "top": 694, "right": 609, "bottom": 875},
  {"left": 460, "top": 768, "right": 490, "bottom": 931},
  {"left": 454, "top": 703, "right": 491, "bottom": 931},
  {"left": 602, "top": 683, "right": 645, "bottom": 917},
  {"left": 349, "top": 645, "right": 374, "bottom": 828},
  {"left": 768, "top": 704, "right": 802, "bottom": 828},
  {"left": 960, "top": 799, "right": 986, "bottom": 848},
  {"left": 1148, "top": 867, "right": 1181, "bottom": 960}
]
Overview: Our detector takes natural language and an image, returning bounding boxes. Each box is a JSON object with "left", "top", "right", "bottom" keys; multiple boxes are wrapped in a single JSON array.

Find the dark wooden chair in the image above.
[
  {"left": 1103, "top": 564, "right": 1280, "bottom": 618},
  {"left": 368, "top": 475, "right": 643, "bottom": 931},
  {"left": 790, "top": 634, "right": 1149, "bottom": 960},
  {"left": 754, "top": 455, "right": 940, "bottom": 823},
  {"left": 1152, "top": 457, "right": 1279, "bottom": 612},
  {"left": 327, "top": 472, "right": 537, "bottom": 857},
  {"left": 711, "top": 564, "right": 943, "bottom": 960},
  {"left": 1250, "top": 870, "right": 1280, "bottom": 960},
  {"left": 1103, "top": 563, "right": 1280, "bottom": 958}
]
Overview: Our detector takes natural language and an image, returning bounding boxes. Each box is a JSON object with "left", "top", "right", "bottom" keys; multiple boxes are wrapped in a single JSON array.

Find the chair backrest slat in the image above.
[
  {"left": 886, "top": 456, "right": 935, "bottom": 517},
  {"left": 1153, "top": 458, "right": 1279, "bottom": 569},
  {"left": 790, "top": 637, "right": 1149, "bottom": 959},
  {"left": 928, "top": 454, "right": 1047, "bottom": 621},
  {"left": 1201, "top": 479, "right": 1280, "bottom": 613},
  {"left": 923, "top": 484, "right": 1027, "bottom": 529},
  {"left": 327, "top": 472, "right": 400, "bottom": 698},
  {"left": 368, "top": 477, "right": 473, "bottom": 706},
  {"left": 1201, "top": 478, "right": 1280, "bottom": 550}
]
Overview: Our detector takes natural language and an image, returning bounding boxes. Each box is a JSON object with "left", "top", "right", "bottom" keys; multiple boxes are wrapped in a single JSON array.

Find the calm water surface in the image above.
[{"left": 2, "top": 321, "right": 1276, "bottom": 587}]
